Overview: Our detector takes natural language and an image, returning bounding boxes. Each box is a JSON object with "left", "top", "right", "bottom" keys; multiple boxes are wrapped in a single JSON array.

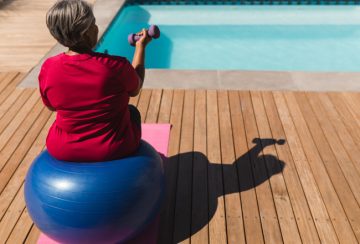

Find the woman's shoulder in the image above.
[
  {"left": 39, "top": 53, "right": 64, "bottom": 75},
  {"left": 42, "top": 53, "right": 63, "bottom": 66}
]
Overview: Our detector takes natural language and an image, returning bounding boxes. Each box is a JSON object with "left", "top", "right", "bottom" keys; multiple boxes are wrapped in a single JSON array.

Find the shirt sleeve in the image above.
[
  {"left": 38, "top": 61, "right": 53, "bottom": 108},
  {"left": 122, "top": 60, "right": 140, "bottom": 93}
]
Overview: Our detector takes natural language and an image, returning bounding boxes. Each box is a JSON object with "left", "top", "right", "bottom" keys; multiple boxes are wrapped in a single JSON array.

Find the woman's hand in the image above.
[{"left": 136, "top": 29, "right": 152, "bottom": 48}]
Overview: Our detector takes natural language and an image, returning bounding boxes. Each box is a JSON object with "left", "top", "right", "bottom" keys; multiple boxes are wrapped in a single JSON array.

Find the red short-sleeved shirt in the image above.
[{"left": 39, "top": 51, "right": 141, "bottom": 162}]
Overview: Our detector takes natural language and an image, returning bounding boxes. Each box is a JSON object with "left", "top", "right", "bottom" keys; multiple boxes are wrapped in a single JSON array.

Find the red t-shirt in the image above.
[{"left": 39, "top": 51, "right": 141, "bottom": 162}]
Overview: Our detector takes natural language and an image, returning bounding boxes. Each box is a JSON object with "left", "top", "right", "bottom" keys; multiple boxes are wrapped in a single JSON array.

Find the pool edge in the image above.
[{"left": 144, "top": 69, "right": 360, "bottom": 92}]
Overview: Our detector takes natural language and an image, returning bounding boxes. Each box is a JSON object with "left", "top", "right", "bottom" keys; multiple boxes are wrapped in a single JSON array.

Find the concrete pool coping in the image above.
[{"left": 19, "top": 0, "right": 360, "bottom": 92}]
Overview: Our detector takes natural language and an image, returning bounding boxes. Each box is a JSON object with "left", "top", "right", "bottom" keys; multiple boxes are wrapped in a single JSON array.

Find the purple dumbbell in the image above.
[{"left": 128, "top": 25, "right": 160, "bottom": 46}]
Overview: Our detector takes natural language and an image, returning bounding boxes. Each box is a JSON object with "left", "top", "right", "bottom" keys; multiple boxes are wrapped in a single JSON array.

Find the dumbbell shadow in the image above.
[{"left": 159, "top": 137, "right": 286, "bottom": 243}]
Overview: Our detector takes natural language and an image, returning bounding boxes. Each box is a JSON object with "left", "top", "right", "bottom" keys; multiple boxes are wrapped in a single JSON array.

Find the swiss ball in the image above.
[{"left": 24, "top": 140, "right": 165, "bottom": 243}]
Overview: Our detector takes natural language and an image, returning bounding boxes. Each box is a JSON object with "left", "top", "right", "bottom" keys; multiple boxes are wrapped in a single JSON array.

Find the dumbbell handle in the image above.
[{"left": 128, "top": 25, "right": 160, "bottom": 46}]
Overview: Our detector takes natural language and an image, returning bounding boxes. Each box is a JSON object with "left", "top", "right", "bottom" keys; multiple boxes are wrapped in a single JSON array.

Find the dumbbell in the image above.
[{"left": 128, "top": 25, "right": 160, "bottom": 46}]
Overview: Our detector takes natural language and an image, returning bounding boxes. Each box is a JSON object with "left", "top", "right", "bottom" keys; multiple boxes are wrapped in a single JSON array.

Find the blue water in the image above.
[{"left": 96, "top": 5, "right": 360, "bottom": 71}]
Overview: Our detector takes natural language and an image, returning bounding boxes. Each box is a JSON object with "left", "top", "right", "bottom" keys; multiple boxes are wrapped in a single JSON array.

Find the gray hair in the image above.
[{"left": 46, "top": 0, "right": 95, "bottom": 48}]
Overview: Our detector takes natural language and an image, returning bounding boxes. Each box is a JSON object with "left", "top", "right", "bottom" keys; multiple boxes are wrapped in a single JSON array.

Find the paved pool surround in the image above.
[{"left": 19, "top": 0, "right": 360, "bottom": 91}]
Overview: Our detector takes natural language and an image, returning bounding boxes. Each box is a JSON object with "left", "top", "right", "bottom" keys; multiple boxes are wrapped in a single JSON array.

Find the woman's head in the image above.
[{"left": 46, "top": 0, "right": 98, "bottom": 51}]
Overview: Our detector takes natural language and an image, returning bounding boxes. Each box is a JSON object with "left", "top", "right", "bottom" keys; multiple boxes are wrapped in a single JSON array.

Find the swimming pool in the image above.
[{"left": 96, "top": 4, "right": 360, "bottom": 72}]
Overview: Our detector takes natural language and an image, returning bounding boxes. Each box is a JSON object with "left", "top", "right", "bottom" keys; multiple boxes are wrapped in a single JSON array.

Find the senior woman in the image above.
[{"left": 39, "top": 0, "right": 152, "bottom": 162}]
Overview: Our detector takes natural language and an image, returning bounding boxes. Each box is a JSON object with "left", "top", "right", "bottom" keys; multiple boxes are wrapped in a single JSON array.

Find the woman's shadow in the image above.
[{"left": 159, "top": 137, "right": 286, "bottom": 243}]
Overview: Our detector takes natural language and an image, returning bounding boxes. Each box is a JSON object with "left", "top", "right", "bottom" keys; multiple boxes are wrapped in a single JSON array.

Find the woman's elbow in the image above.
[
  {"left": 47, "top": 106, "right": 56, "bottom": 112},
  {"left": 129, "top": 87, "right": 141, "bottom": 97}
]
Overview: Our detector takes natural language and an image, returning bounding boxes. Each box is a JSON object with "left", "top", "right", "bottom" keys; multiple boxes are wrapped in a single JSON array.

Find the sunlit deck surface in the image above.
[
  {"left": 1, "top": 0, "right": 360, "bottom": 243},
  {"left": 0, "top": 72, "right": 359, "bottom": 243}
]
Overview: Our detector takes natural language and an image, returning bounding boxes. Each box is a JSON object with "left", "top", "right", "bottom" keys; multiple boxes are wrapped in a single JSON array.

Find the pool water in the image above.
[{"left": 96, "top": 5, "right": 360, "bottom": 71}]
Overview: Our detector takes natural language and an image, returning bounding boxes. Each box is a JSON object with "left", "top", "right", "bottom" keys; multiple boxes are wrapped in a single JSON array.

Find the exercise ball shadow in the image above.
[
  {"left": 24, "top": 140, "right": 165, "bottom": 244},
  {"left": 159, "top": 138, "right": 286, "bottom": 243}
]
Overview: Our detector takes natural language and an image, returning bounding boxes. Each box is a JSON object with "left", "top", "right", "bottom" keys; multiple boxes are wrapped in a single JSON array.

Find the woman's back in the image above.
[{"left": 39, "top": 52, "right": 141, "bottom": 162}]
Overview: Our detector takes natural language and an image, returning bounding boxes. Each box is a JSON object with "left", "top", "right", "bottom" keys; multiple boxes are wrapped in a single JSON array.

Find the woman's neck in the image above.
[
  {"left": 65, "top": 50, "right": 80, "bottom": 56},
  {"left": 66, "top": 46, "right": 92, "bottom": 55}
]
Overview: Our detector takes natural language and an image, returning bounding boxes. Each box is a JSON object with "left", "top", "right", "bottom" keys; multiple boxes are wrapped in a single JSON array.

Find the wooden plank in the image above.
[
  {"left": 0, "top": 90, "right": 38, "bottom": 151},
  {"left": 0, "top": 74, "right": 25, "bottom": 106},
  {"left": 341, "top": 93, "right": 360, "bottom": 128},
  {"left": 0, "top": 88, "right": 34, "bottom": 133},
  {"left": 262, "top": 91, "right": 320, "bottom": 243},
  {"left": 286, "top": 91, "right": 357, "bottom": 243},
  {"left": 0, "top": 72, "right": 18, "bottom": 93},
  {"left": 272, "top": 91, "right": 338, "bottom": 243},
  {"left": 250, "top": 91, "right": 301, "bottom": 244},
  {"left": 0, "top": 0, "right": 64, "bottom": 72},
  {"left": 240, "top": 91, "right": 283, "bottom": 244},
  {"left": 319, "top": 94, "right": 360, "bottom": 175},
  {"left": 2, "top": 114, "right": 54, "bottom": 242},
  {"left": 158, "top": 90, "right": 184, "bottom": 244},
  {"left": 0, "top": 98, "right": 44, "bottom": 171},
  {"left": 173, "top": 90, "right": 195, "bottom": 244},
  {"left": 137, "top": 89, "right": 152, "bottom": 123},
  {"left": 0, "top": 73, "right": 6, "bottom": 83},
  {"left": 2, "top": 116, "right": 54, "bottom": 244},
  {"left": 0, "top": 184, "right": 26, "bottom": 242},
  {"left": 315, "top": 93, "right": 360, "bottom": 199},
  {"left": 0, "top": 87, "right": 24, "bottom": 119},
  {"left": 145, "top": 89, "right": 162, "bottom": 123},
  {"left": 285, "top": 92, "right": 356, "bottom": 243},
  {"left": 25, "top": 225, "right": 41, "bottom": 244},
  {"left": 207, "top": 90, "right": 227, "bottom": 243},
  {"left": 295, "top": 92, "right": 360, "bottom": 241},
  {"left": 0, "top": 114, "right": 54, "bottom": 221},
  {"left": 0, "top": 103, "right": 54, "bottom": 241},
  {"left": 351, "top": 92, "right": 360, "bottom": 104},
  {"left": 218, "top": 91, "right": 245, "bottom": 243},
  {"left": 6, "top": 208, "right": 33, "bottom": 243},
  {"left": 191, "top": 90, "right": 209, "bottom": 244},
  {"left": 229, "top": 91, "right": 264, "bottom": 244},
  {"left": 154, "top": 89, "right": 172, "bottom": 241},
  {"left": 0, "top": 107, "right": 51, "bottom": 192},
  {"left": 328, "top": 93, "right": 360, "bottom": 147},
  {"left": 157, "top": 89, "right": 173, "bottom": 124}
]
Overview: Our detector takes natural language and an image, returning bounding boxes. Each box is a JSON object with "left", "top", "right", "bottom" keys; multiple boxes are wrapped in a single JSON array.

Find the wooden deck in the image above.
[
  {"left": 0, "top": 0, "right": 94, "bottom": 73},
  {"left": 0, "top": 72, "right": 359, "bottom": 243}
]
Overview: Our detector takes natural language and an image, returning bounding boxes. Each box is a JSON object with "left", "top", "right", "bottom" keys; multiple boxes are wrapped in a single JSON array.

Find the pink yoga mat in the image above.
[{"left": 37, "top": 123, "right": 171, "bottom": 244}]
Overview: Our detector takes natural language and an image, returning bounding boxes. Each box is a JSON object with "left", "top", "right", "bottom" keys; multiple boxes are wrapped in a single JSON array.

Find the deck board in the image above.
[
  {"left": 251, "top": 91, "right": 302, "bottom": 244},
  {"left": 146, "top": 89, "right": 162, "bottom": 123},
  {"left": 296, "top": 92, "right": 360, "bottom": 240},
  {"left": 173, "top": 90, "right": 195, "bottom": 244},
  {"left": 207, "top": 90, "right": 227, "bottom": 244},
  {"left": 273, "top": 91, "right": 339, "bottom": 243},
  {"left": 262, "top": 91, "right": 321, "bottom": 244},
  {"left": 0, "top": 72, "right": 359, "bottom": 243},
  {"left": 341, "top": 93, "right": 360, "bottom": 128},
  {"left": 218, "top": 91, "right": 245, "bottom": 243},
  {"left": 241, "top": 91, "right": 284, "bottom": 244},
  {"left": 191, "top": 90, "right": 209, "bottom": 244},
  {"left": 285, "top": 92, "right": 357, "bottom": 243},
  {"left": 0, "top": 0, "right": 94, "bottom": 72},
  {"left": 158, "top": 90, "right": 184, "bottom": 244},
  {"left": 328, "top": 93, "right": 360, "bottom": 148},
  {"left": 229, "top": 91, "right": 264, "bottom": 244}
]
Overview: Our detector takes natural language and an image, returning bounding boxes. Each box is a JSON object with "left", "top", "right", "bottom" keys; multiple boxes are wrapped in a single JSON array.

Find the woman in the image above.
[{"left": 39, "top": 0, "right": 151, "bottom": 162}]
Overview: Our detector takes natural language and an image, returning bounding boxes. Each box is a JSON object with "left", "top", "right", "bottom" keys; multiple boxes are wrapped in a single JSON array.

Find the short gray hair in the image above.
[{"left": 46, "top": 0, "right": 95, "bottom": 48}]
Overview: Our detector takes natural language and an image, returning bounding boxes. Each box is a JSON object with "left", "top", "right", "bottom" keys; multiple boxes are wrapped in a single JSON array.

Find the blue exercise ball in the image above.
[{"left": 24, "top": 140, "right": 165, "bottom": 244}]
